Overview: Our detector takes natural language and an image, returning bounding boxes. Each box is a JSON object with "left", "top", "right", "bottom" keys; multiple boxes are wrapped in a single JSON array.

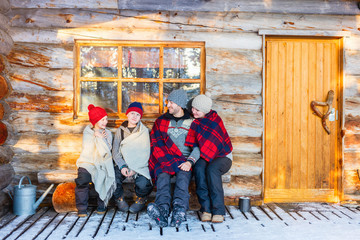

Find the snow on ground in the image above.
[{"left": 1, "top": 203, "right": 360, "bottom": 240}]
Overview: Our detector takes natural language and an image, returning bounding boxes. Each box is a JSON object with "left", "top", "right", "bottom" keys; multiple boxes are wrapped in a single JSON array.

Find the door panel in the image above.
[{"left": 264, "top": 37, "right": 342, "bottom": 202}]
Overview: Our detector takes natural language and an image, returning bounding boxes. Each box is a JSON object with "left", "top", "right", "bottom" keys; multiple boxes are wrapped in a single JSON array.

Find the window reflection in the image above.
[
  {"left": 80, "top": 47, "right": 118, "bottom": 78},
  {"left": 122, "top": 47, "right": 160, "bottom": 78},
  {"left": 80, "top": 81, "right": 118, "bottom": 113},
  {"left": 164, "top": 48, "right": 201, "bottom": 79},
  {"left": 122, "top": 82, "right": 159, "bottom": 114}
]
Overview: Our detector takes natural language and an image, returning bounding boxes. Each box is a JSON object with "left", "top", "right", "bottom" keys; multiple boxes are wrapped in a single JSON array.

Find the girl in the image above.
[{"left": 75, "top": 104, "right": 116, "bottom": 217}]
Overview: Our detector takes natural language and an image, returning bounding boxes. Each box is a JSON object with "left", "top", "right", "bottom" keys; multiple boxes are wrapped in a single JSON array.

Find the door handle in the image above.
[{"left": 310, "top": 90, "right": 334, "bottom": 135}]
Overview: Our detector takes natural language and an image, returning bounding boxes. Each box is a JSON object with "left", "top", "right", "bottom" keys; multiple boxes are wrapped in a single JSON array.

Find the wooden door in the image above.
[{"left": 264, "top": 37, "right": 342, "bottom": 202}]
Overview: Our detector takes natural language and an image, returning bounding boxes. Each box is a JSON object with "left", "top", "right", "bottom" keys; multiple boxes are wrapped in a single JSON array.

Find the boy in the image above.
[{"left": 112, "top": 102, "right": 152, "bottom": 213}]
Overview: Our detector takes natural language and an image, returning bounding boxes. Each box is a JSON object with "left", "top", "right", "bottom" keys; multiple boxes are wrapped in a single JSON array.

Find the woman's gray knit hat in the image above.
[
  {"left": 167, "top": 89, "right": 187, "bottom": 108},
  {"left": 192, "top": 92, "right": 212, "bottom": 114}
]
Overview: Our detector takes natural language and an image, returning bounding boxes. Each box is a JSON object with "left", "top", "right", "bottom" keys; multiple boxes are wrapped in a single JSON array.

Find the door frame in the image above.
[{"left": 259, "top": 30, "right": 348, "bottom": 203}]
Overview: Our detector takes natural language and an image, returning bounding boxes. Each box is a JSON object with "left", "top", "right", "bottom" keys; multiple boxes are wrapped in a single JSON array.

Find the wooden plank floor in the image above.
[{"left": 1, "top": 203, "right": 360, "bottom": 240}]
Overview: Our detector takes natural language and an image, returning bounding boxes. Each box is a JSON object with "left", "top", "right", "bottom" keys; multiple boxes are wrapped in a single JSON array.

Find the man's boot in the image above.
[
  {"left": 147, "top": 203, "right": 168, "bottom": 227},
  {"left": 170, "top": 205, "right": 186, "bottom": 228}
]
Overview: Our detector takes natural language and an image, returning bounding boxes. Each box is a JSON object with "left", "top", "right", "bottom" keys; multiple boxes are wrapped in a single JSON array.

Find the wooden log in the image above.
[
  {"left": 0, "top": 54, "right": 11, "bottom": 74},
  {"left": 0, "top": 103, "right": 4, "bottom": 120},
  {"left": 0, "top": 190, "right": 11, "bottom": 217},
  {"left": 0, "top": 121, "right": 8, "bottom": 145},
  {"left": 345, "top": 50, "right": 360, "bottom": 75},
  {"left": 224, "top": 175, "right": 262, "bottom": 196},
  {"left": 0, "top": 145, "right": 14, "bottom": 164},
  {"left": 207, "top": 48, "right": 262, "bottom": 75},
  {"left": 344, "top": 75, "right": 360, "bottom": 98},
  {"left": 346, "top": 34, "right": 360, "bottom": 51},
  {"left": 11, "top": 153, "right": 79, "bottom": 173},
  {"left": 7, "top": 91, "right": 73, "bottom": 113},
  {"left": 220, "top": 113, "right": 263, "bottom": 137},
  {"left": 0, "top": 0, "right": 10, "bottom": 14},
  {"left": 0, "top": 75, "right": 10, "bottom": 100},
  {"left": 38, "top": 170, "right": 77, "bottom": 183},
  {"left": 10, "top": 0, "right": 118, "bottom": 9},
  {"left": 0, "top": 29, "right": 13, "bottom": 56},
  {"left": 0, "top": 13, "right": 10, "bottom": 32},
  {"left": 345, "top": 115, "right": 360, "bottom": 132},
  {"left": 344, "top": 151, "right": 360, "bottom": 170},
  {"left": 345, "top": 98, "right": 360, "bottom": 117},
  {"left": 7, "top": 43, "right": 73, "bottom": 68},
  {"left": 230, "top": 153, "right": 262, "bottom": 177},
  {"left": 343, "top": 170, "right": 360, "bottom": 197},
  {"left": 345, "top": 133, "right": 360, "bottom": 150},
  {"left": 6, "top": 9, "right": 360, "bottom": 35},
  {"left": 207, "top": 73, "right": 262, "bottom": 95},
  {"left": 230, "top": 136, "right": 262, "bottom": 154},
  {"left": 168, "top": 11, "right": 359, "bottom": 33},
  {"left": 52, "top": 182, "right": 77, "bottom": 213},
  {"left": 8, "top": 133, "right": 84, "bottom": 154},
  {"left": 0, "top": 164, "right": 15, "bottom": 190},
  {"left": 9, "top": 66, "right": 73, "bottom": 91},
  {"left": 8, "top": 112, "right": 85, "bottom": 134},
  {"left": 116, "top": 0, "right": 360, "bottom": 15},
  {"left": 8, "top": 27, "right": 262, "bottom": 50}
]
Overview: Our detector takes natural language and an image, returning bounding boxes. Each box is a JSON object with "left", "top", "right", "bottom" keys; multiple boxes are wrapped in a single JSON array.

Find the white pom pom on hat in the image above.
[{"left": 192, "top": 91, "right": 212, "bottom": 114}]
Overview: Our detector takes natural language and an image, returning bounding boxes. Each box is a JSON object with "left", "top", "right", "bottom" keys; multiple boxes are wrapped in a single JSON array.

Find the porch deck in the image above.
[{"left": 1, "top": 203, "right": 360, "bottom": 240}]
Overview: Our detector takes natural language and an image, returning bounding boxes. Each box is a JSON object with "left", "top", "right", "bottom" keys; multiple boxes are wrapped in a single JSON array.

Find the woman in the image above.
[{"left": 185, "top": 92, "right": 233, "bottom": 223}]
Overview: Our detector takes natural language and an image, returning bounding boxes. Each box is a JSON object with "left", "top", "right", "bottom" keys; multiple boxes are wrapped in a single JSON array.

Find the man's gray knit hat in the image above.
[
  {"left": 167, "top": 89, "right": 187, "bottom": 108},
  {"left": 192, "top": 92, "right": 212, "bottom": 114}
]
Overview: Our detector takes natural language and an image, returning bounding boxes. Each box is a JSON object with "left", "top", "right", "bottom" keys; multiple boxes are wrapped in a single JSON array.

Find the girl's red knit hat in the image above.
[{"left": 88, "top": 104, "right": 107, "bottom": 126}]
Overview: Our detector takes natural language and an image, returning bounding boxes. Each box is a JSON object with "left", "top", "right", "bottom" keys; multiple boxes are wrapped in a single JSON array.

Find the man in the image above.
[{"left": 147, "top": 89, "right": 200, "bottom": 228}]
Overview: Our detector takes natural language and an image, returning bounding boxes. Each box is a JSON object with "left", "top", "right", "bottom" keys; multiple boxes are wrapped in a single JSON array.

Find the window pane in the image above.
[
  {"left": 163, "top": 82, "right": 200, "bottom": 112},
  {"left": 80, "top": 47, "right": 118, "bottom": 78},
  {"left": 122, "top": 82, "right": 159, "bottom": 114},
  {"left": 122, "top": 47, "right": 160, "bottom": 78},
  {"left": 164, "top": 48, "right": 201, "bottom": 79},
  {"left": 80, "top": 81, "right": 118, "bottom": 113}
]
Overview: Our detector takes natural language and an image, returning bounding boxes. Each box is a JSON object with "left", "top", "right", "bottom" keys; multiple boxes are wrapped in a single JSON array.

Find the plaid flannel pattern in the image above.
[
  {"left": 185, "top": 110, "right": 232, "bottom": 162},
  {"left": 148, "top": 115, "right": 187, "bottom": 181}
]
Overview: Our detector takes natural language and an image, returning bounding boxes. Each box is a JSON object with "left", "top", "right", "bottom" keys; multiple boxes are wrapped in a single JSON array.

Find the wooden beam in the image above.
[
  {"left": 116, "top": 0, "right": 360, "bottom": 15},
  {"left": 0, "top": 29, "right": 13, "bottom": 56},
  {"left": 10, "top": 0, "right": 118, "bottom": 9}
]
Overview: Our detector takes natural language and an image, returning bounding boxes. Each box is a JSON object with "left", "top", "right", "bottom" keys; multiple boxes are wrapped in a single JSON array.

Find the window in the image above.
[{"left": 74, "top": 40, "right": 205, "bottom": 119}]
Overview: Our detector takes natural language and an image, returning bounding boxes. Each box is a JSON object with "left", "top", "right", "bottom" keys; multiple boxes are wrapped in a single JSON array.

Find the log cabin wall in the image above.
[
  {"left": 0, "top": 0, "right": 15, "bottom": 216},
  {"left": 3, "top": 0, "right": 360, "bottom": 204}
]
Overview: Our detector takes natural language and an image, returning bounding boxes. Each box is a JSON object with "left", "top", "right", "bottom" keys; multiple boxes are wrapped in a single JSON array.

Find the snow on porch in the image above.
[{"left": 1, "top": 203, "right": 360, "bottom": 240}]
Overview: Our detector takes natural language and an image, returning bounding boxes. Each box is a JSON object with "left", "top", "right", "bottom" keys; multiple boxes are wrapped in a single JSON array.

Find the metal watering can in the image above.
[{"left": 11, "top": 176, "right": 54, "bottom": 216}]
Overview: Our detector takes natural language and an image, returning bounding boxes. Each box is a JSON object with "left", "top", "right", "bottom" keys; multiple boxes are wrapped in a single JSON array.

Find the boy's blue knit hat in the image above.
[
  {"left": 168, "top": 89, "right": 187, "bottom": 108},
  {"left": 126, "top": 102, "right": 143, "bottom": 118}
]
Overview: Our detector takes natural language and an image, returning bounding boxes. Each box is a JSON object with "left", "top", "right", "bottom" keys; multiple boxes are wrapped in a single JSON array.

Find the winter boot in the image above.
[
  {"left": 115, "top": 196, "right": 129, "bottom": 212},
  {"left": 211, "top": 215, "right": 224, "bottom": 223},
  {"left": 129, "top": 196, "right": 147, "bottom": 213},
  {"left": 147, "top": 203, "right": 168, "bottom": 227},
  {"left": 201, "top": 212, "right": 212, "bottom": 222},
  {"left": 78, "top": 209, "right": 87, "bottom": 217},
  {"left": 96, "top": 206, "right": 107, "bottom": 214},
  {"left": 170, "top": 206, "right": 186, "bottom": 227}
]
